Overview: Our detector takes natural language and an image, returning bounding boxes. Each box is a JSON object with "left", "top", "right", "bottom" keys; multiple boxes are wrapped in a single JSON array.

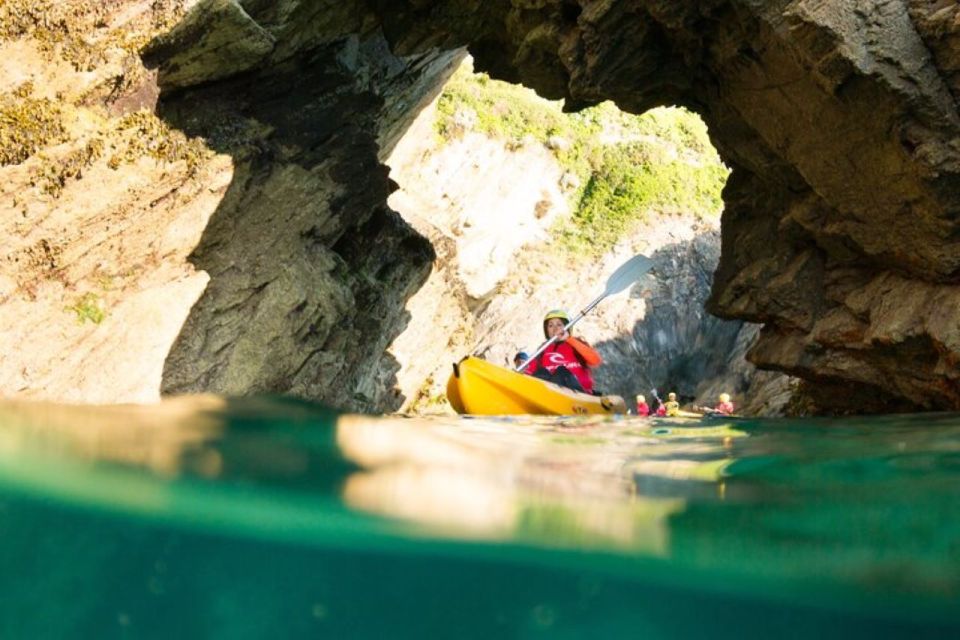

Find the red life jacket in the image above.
[
  {"left": 636, "top": 402, "right": 650, "bottom": 416},
  {"left": 524, "top": 341, "right": 595, "bottom": 393}
]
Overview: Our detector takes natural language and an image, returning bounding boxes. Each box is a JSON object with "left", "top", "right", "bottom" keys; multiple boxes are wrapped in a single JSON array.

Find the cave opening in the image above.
[{"left": 383, "top": 57, "right": 774, "bottom": 414}]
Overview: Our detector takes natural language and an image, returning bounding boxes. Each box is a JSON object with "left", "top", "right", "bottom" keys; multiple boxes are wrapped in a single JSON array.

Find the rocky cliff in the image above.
[
  {"left": 1, "top": 1, "right": 456, "bottom": 410},
  {"left": 3, "top": 0, "right": 960, "bottom": 413}
]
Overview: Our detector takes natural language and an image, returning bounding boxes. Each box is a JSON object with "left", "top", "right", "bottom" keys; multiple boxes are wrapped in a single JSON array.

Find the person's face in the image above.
[{"left": 546, "top": 318, "right": 566, "bottom": 338}]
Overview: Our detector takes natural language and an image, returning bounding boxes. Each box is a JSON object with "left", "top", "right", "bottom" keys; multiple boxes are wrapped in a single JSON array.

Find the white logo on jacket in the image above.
[{"left": 544, "top": 351, "right": 580, "bottom": 370}]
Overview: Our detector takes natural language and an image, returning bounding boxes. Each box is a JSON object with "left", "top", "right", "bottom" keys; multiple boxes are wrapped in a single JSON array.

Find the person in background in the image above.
[
  {"left": 713, "top": 393, "right": 735, "bottom": 415},
  {"left": 651, "top": 392, "right": 666, "bottom": 416},
  {"left": 513, "top": 351, "right": 530, "bottom": 369},
  {"left": 635, "top": 394, "right": 650, "bottom": 416},
  {"left": 524, "top": 309, "right": 602, "bottom": 394},
  {"left": 663, "top": 392, "right": 680, "bottom": 417},
  {"left": 694, "top": 393, "right": 736, "bottom": 416}
]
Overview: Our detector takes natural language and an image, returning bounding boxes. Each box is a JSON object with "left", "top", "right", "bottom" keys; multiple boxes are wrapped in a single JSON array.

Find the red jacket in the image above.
[
  {"left": 524, "top": 338, "right": 599, "bottom": 393},
  {"left": 715, "top": 401, "right": 735, "bottom": 415},
  {"left": 636, "top": 402, "right": 650, "bottom": 416}
]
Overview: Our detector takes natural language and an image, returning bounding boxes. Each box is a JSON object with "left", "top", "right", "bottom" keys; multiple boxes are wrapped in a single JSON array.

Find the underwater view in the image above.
[{"left": 1, "top": 397, "right": 958, "bottom": 638}]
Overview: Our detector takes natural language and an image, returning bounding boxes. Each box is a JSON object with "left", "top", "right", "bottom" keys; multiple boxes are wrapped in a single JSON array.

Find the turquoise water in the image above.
[{"left": 0, "top": 397, "right": 958, "bottom": 638}]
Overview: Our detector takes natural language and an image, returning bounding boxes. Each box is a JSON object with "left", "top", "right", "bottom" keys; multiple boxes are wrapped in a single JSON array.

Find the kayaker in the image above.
[
  {"left": 700, "top": 392, "right": 735, "bottom": 415},
  {"left": 635, "top": 394, "right": 650, "bottom": 416},
  {"left": 716, "top": 393, "right": 735, "bottom": 415},
  {"left": 693, "top": 393, "right": 735, "bottom": 415},
  {"left": 524, "top": 309, "right": 602, "bottom": 394},
  {"left": 663, "top": 392, "right": 680, "bottom": 417},
  {"left": 513, "top": 351, "right": 530, "bottom": 369}
]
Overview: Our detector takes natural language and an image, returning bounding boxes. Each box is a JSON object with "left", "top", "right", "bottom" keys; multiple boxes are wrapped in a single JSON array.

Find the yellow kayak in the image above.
[{"left": 446, "top": 356, "right": 626, "bottom": 416}]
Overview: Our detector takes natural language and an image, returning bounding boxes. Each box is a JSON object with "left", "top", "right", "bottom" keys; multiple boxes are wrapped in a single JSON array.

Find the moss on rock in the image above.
[
  {"left": 32, "top": 137, "right": 105, "bottom": 196},
  {"left": 0, "top": 0, "right": 189, "bottom": 71},
  {"left": 0, "top": 82, "right": 67, "bottom": 165},
  {"left": 108, "top": 109, "right": 209, "bottom": 173}
]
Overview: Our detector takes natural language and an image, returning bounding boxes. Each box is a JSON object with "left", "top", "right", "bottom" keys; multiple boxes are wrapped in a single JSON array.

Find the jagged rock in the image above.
[{"left": 143, "top": 0, "right": 276, "bottom": 89}]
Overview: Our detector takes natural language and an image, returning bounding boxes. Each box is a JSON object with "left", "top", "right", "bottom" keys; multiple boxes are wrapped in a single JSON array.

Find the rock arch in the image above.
[{"left": 147, "top": 0, "right": 960, "bottom": 412}]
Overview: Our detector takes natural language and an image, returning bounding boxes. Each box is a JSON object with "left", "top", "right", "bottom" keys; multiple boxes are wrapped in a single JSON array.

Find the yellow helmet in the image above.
[
  {"left": 667, "top": 392, "right": 677, "bottom": 401},
  {"left": 719, "top": 393, "right": 731, "bottom": 403},
  {"left": 636, "top": 394, "right": 645, "bottom": 402},
  {"left": 543, "top": 309, "right": 570, "bottom": 323}
]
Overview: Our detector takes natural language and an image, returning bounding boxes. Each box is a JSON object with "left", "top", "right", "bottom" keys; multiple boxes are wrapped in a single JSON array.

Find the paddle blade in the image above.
[{"left": 604, "top": 254, "right": 653, "bottom": 296}]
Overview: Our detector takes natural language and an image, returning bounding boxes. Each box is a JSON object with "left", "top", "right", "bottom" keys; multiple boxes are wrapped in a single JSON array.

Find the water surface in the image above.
[{"left": 0, "top": 397, "right": 957, "bottom": 638}]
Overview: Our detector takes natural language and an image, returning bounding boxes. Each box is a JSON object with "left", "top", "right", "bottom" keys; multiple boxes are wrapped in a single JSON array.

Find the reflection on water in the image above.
[
  {"left": 337, "top": 413, "right": 702, "bottom": 553},
  {"left": 0, "top": 397, "right": 958, "bottom": 638},
  {"left": 0, "top": 395, "right": 228, "bottom": 476}
]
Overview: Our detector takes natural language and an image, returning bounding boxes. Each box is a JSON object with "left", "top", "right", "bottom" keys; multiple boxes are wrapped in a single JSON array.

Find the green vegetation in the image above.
[
  {"left": 66, "top": 292, "right": 106, "bottom": 324},
  {"left": 435, "top": 65, "right": 597, "bottom": 182},
  {"left": 435, "top": 61, "right": 729, "bottom": 255},
  {"left": 437, "top": 69, "right": 567, "bottom": 146},
  {"left": 557, "top": 144, "right": 728, "bottom": 250}
]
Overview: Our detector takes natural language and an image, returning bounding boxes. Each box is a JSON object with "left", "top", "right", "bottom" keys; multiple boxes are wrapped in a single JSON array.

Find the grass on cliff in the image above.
[
  {"left": 435, "top": 60, "right": 729, "bottom": 255},
  {"left": 66, "top": 292, "right": 105, "bottom": 324},
  {"left": 557, "top": 142, "right": 729, "bottom": 250}
]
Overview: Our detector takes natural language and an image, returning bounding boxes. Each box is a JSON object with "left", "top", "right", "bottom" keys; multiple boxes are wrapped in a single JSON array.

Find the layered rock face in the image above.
[
  {"left": 147, "top": 19, "right": 459, "bottom": 410},
  {"left": 0, "top": 1, "right": 457, "bottom": 410},
  {"left": 5, "top": 1, "right": 960, "bottom": 413}
]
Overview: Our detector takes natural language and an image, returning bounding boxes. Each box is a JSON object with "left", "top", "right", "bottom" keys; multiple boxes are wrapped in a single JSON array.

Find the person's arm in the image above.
[{"left": 567, "top": 336, "right": 602, "bottom": 366}]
